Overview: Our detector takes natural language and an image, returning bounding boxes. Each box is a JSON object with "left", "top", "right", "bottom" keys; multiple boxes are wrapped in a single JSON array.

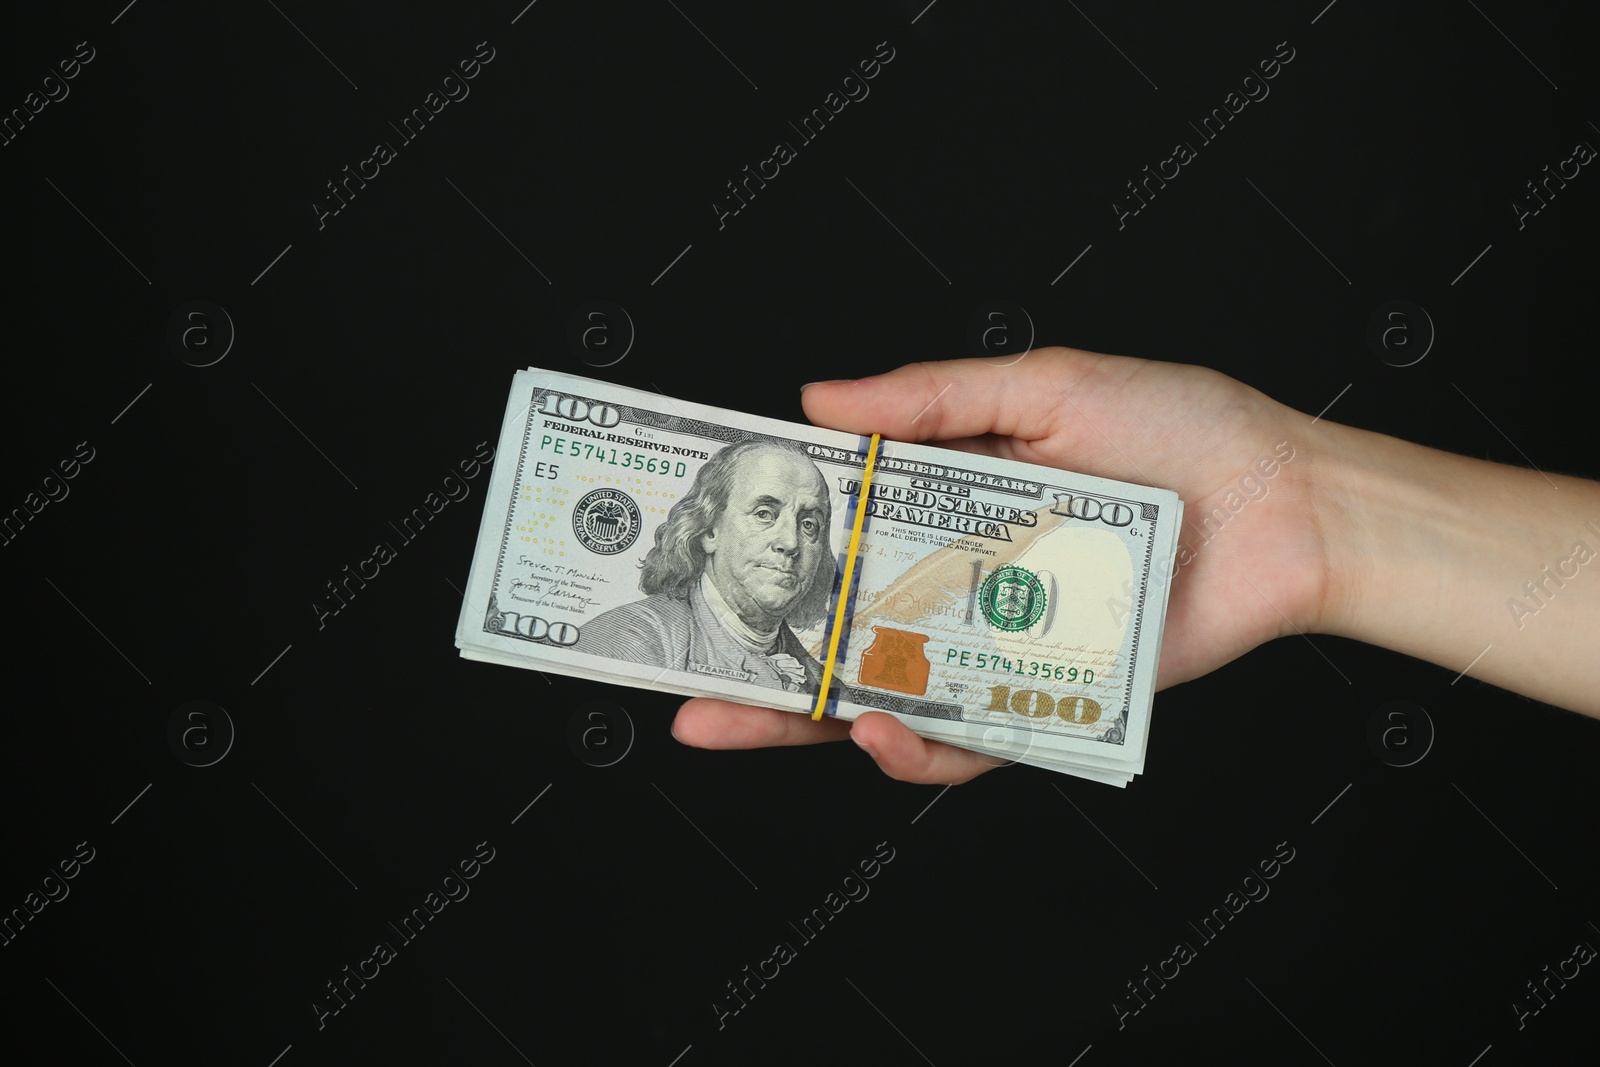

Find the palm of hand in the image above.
[{"left": 842, "top": 350, "right": 1328, "bottom": 693}]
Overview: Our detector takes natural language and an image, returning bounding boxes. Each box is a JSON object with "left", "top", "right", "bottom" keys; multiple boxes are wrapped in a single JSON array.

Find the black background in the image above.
[{"left": 3, "top": 2, "right": 1598, "bottom": 1064}]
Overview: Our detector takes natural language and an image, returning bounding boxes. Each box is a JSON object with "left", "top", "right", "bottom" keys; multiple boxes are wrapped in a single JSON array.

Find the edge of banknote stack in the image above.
[{"left": 455, "top": 367, "right": 1184, "bottom": 786}]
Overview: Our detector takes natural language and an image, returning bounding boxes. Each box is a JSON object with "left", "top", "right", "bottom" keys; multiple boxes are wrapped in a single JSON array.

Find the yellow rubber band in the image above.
[{"left": 813, "top": 433, "right": 881, "bottom": 719}]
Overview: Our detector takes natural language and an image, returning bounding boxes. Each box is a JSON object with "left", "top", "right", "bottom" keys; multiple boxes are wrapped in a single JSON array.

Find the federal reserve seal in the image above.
[
  {"left": 978, "top": 565, "right": 1047, "bottom": 632},
  {"left": 572, "top": 488, "right": 642, "bottom": 555}
]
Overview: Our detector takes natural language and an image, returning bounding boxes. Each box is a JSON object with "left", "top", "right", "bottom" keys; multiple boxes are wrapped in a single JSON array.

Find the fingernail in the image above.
[
  {"left": 670, "top": 720, "right": 683, "bottom": 743},
  {"left": 801, "top": 379, "right": 846, "bottom": 393},
  {"left": 852, "top": 733, "right": 876, "bottom": 759}
]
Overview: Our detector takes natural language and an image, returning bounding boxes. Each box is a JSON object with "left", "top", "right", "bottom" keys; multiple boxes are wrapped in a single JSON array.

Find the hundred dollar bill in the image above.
[{"left": 455, "top": 368, "right": 1182, "bottom": 785}]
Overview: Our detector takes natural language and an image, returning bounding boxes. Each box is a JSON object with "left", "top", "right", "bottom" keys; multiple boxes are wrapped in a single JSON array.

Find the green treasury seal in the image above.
[{"left": 978, "top": 565, "right": 1047, "bottom": 632}]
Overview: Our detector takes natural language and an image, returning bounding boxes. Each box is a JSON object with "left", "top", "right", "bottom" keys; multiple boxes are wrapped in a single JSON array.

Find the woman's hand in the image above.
[{"left": 673, "top": 345, "right": 1332, "bottom": 784}]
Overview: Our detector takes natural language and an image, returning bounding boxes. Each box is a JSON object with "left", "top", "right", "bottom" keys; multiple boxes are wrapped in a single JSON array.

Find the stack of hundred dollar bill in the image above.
[{"left": 456, "top": 368, "right": 1182, "bottom": 786}]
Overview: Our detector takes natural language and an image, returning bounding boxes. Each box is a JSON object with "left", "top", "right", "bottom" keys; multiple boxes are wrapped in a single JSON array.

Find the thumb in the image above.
[{"left": 800, "top": 348, "right": 1095, "bottom": 443}]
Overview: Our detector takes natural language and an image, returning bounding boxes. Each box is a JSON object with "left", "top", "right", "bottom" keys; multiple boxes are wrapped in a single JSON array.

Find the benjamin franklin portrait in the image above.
[{"left": 578, "top": 440, "right": 837, "bottom": 694}]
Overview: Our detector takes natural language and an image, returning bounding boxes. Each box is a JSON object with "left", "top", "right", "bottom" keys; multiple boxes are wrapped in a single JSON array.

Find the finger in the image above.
[
  {"left": 673, "top": 698, "right": 853, "bottom": 749},
  {"left": 800, "top": 347, "right": 1112, "bottom": 444},
  {"left": 927, "top": 433, "right": 1016, "bottom": 460},
  {"left": 849, "top": 712, "right": 999, "bottom": 786}
]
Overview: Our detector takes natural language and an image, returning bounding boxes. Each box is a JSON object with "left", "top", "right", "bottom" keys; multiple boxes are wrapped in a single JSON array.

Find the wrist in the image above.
[
  {"left": 1301, "top": 417, "right": 1388, "bottom": 640},
  {"left": 1218, "top": 393, "right": 1356, "bottom": 639},
  {"left": 1299, "top": 417, "right": 1488, "bottom": 644}
]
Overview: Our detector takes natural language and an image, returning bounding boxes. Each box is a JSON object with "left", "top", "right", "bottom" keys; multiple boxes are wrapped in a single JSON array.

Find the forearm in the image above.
[{"left": 1309, "top": 418, "right": 1600, "bottom": 715}]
